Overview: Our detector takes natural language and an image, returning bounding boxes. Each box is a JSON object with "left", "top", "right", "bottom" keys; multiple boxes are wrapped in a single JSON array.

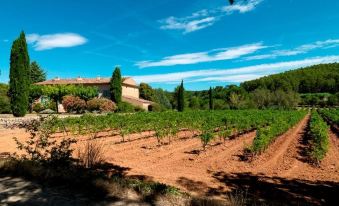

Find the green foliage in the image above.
[
  {"left": 139, "top": 82, "right": 155, "bottom": 101},
  {"left": 13, "top": 116, "right": 77, "bottom": 167},
  {"left": 214, "top": 99, "right": 229, "bottom": 110},
  {"left": 300, "top": 93, "right": 338, "bottom": 106},
  {"left": 309, "top": 112, "right": 329, "bottom": 163},
  {"left": 148, "top": 103, "right": 161, "bottom": 112},
  {"left": 117, "top": 101, "right": 135, "bottom": 113},
  {"left": 110, "top": 67, "right": 122, "bottom": 103},
  {"left": 46, "top": 109, "right": 307, "bottom": 154},
  {"left": 73, "top": 85, "right": 99, "bottom": 101},
  {"left": 0, "top": 83, "right": 11, "bottom": 113},
  {"left": 209, "top": 87, "right": 214, "bottom": 110},
  {"left": 153, "top": 88, "right": 171, "bottom": 110},
  {"left": 327, "top": 94, "right": 339, "bottom": 106},
  {"left": 177, "top": 80, "right": 185, "bottom": 112},
  {"left": 29, "top": 85, "right": 98, "bottom": 112},
  {"left": 189, "top": 96, "right": 201, "bottom": 109},
  {"left": 32, "top": 102, "right": 44, "bottom": 113},
  {"left": 9, "top": 31, "right": 30, "bottom": 117},
  {"left": 251, "top": 111, "right": 307, "bottom": 154},
  {"left": 200, "top": 132, "right": 214, "bottom": 150},
  {"left": 319, "top": 109, "right": 339, "bottom": 127},
  {"left": 242, "top": 63, "right": 339, "bottom": 93},
  {"left": 30, "top": 61, "right": 46, "bottom": 83}
]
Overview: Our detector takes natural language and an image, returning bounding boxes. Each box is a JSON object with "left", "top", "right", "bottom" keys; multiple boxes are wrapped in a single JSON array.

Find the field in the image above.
[{"left": 1, "top": 109, "right": 339, "bottom": 205}]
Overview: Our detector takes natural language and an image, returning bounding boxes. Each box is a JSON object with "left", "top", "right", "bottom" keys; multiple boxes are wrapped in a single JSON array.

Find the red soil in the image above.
[{"left": 1, "top": 115, "right": 338, "bottom": 204}]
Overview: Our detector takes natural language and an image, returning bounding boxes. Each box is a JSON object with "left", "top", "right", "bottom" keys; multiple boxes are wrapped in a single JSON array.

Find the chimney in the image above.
[{"left": 76, "top": 76, "right": 83, "bottom": 81}]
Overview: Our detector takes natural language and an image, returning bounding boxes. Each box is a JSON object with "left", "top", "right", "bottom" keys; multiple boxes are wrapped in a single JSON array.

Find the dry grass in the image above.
[{"left": 76, "top": 138, "right": 107, "bottom": 168}]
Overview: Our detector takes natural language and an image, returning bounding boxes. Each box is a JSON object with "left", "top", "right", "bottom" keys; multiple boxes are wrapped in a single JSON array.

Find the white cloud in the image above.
[
  {"left": 133, "top": 55, "right": 339, "bottom": 84},
  {"left": 160, "top": 0, "right": 263, "bottom": 33},
  {"left": 136, "top": 42, "right": 266, "bottom": 68},
  {"left": 2, "top": 39, "right": 9, "bottom": 43},
  {"left": 191, "top": 74, "right": 263, "bottom": 83},
  {"left": 27, "top": 33, "right": 87, "bottom": 51},
  {"left": 222, "top": 0, "right": 263, "bottom": 14},
  {"left": 245, "top": 39, "right": 339, "bottom": 60},
  {"left": 160, "top": 16, "right": 217, "bottom": 34}
]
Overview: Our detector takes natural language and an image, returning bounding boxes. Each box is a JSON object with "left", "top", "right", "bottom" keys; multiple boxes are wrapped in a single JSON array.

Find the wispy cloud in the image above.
[
  {"left": 222, "top": 0, "right": 263, "bottom": 14},
  {"left": 160, "top": 0, "right": 263, "bottom": 33},
  {"left": 2, "top": 39, "right": 9, "bottom": 43},
  {"left": 27, "top": 33, "right": 87, "bottom": 51},
  {"left": 245, "top": 39, "right": 339, "bottom": 60},
  {"left": 136, "top": 42, "right": 266, "bottom": 68},
  {"left": 133, "top": 55, "right": 339, "bottom": 84}
]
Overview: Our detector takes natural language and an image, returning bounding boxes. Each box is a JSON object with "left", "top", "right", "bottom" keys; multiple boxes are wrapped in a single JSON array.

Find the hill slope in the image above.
[{"left": 241, "top": 63, "right": 339, "bottom": 93}]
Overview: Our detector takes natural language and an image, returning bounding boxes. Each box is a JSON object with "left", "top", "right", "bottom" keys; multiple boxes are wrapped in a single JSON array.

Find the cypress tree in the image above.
[
  {"left": 177, "top": 80, "right": 185, "bottom": 112},
  {"left": 30, "top": 61, "right": 46, "bottom": 83},
  {"left": 209, "top": 87, "right": 214, "bottom": 110},
  {"left": 110, "top": 67, "right": 122, "bottom": 103},
  {"left": 9, "top": 31, "right": 30, "bottom": 117}
]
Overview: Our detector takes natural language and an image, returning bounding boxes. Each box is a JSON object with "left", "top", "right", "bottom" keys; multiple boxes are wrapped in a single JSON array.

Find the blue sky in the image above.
[{"left": 1, "top": 0, "right": 339, "bottom": 91}]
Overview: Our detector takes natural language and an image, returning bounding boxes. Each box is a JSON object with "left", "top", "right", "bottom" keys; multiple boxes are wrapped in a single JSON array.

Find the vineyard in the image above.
[
  {"left": 308, "top": 112, "right": 329, "bottom": 163},
  {"left": 1, "top": 109, "right": 339, "bottom": 205},
  {"left": 46, "top": 110, "right": 308, "bottom": 152}
]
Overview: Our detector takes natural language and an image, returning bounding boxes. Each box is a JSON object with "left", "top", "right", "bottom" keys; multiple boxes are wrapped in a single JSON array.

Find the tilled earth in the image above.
[{"left": 0, "top": 115, "right": 338, "bottom": 205}]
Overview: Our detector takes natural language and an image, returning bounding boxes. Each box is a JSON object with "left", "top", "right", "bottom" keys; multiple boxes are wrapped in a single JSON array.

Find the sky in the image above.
[{"left": 1, "top": 0, "right": 339, "bottom": 91}]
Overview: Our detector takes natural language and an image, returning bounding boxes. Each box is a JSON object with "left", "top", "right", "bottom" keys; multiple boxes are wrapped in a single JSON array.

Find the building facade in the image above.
[{"left": 35, "top": 77, "right": 153, "bottom": 111}]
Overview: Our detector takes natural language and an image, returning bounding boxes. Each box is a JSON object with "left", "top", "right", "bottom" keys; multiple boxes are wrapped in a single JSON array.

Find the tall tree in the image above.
[
  {"left": 110, "top": 67, "right": 122, "bottom": 103},
  {"left": 30, "top": 61, "right": 46, "bottom": 83},
  {"left": 209, "top": 87, "right": 214, "bottom": 110},
  {"left": 9, "top": 31, "right": 30, "bottom": 117},
  {"left": 177, "top": 80, "right": 185, "bottom": 112}
]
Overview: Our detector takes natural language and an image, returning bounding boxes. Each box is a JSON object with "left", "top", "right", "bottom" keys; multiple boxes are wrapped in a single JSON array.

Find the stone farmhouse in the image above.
[{"left": 35, "top": 77, "right": 153, "bottom": 111}]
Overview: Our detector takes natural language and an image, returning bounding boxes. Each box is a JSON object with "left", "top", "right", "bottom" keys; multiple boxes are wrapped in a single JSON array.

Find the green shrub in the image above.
[
  {"left": 46, "top": 100, "right": 57, "bottom": 111},
  {"left": 32, "top": 102, "right": 44, "bottom": 113},
  {"left": 0, "top": 96, "right": 11, "bottom": 114},
  {"left": 116, "top": 101, "right": 135, "bottom": 113},
  {"left": 148, "top": 103, "right": 162, "bottom": 112},
  {"left": 134, "top": 106, "right": 145, "bottom": 112}
]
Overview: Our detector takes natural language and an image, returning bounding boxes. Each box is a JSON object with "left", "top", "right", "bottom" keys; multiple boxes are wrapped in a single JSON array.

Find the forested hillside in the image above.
[
  {"left": 148, "top": 63, "right": 339, "bottom": 110},
  {"left": 241, "top": 63, "right": 339, "bottom": 93}
]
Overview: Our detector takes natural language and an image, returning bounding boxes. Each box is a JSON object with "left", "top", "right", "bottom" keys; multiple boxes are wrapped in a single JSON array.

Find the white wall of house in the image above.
[{"left": 122, "top": 86, "right": 139, "bottom": 98}]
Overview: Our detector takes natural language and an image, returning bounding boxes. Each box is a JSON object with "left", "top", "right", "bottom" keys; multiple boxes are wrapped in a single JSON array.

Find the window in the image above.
[{"left": 103, "top": 90, "right": 111, "bottom": 98}]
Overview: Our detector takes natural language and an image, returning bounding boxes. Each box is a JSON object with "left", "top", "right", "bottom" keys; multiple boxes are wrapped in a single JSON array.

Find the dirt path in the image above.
[{"left": 252, "top": 115, "right": 310, "bottom": 175}]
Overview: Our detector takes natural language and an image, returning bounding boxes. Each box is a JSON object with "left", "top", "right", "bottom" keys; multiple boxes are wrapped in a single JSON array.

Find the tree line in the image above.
[{"left": 140, "top": 63, "right": 339, "bottom": 111}]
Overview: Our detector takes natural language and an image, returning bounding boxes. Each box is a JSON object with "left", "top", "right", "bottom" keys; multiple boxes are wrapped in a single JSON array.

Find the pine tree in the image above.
[
  {"left": 209, "top": 87, "right": 214, "bottom": 110},
  {"left": 110, "top": 67, "right": 122, "bottom": 103},
  {"left": 30, "top": 61, "right": 46, "bottom": 83},
  {"left": 177, "top": 80, "right": 185, "bottom": 112},
  {"left": 9, "top": 31, "right": 30, "bottom": 117}
]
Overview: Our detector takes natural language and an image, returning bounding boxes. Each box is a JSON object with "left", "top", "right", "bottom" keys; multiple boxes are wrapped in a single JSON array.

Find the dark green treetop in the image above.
[
  {"left": 110, "top": 67, "right": 122, "bottom": 103},
  {"left": 9, "top": 31, "right": 30, "bottom": 117}
]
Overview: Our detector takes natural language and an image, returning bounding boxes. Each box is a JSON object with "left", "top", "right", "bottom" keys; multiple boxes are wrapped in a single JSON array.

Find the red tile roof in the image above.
[
  {"left": 35, "top": 77, "right": 138, "bottom": 88},
  {"left": 122, "top": 95, "right": 153, "bottom": 104}
]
